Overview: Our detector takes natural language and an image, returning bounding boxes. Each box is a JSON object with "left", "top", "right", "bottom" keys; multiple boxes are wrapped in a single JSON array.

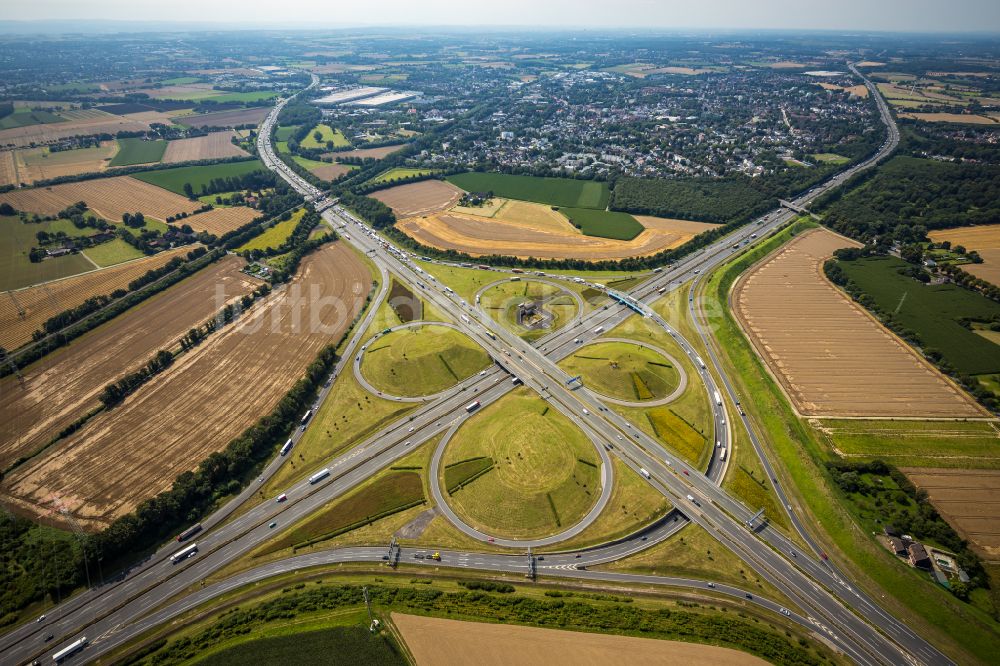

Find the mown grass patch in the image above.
[
  {"left": 558, "top": 207, "right": 644, "bottom": 241},
  {"left": 109, "top": 137, "right": 167, "bottom": 166}
]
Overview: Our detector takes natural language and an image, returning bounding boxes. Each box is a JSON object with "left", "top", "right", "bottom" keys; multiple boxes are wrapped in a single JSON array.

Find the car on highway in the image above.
[
  {"left": 276, "top": 493, "right": 287, "bottom": 503},
  {"left": 268, "top": 522, "right": 277, "bottom": 529},
  {"left": 780, "top": 608, "right": 791, "bottom": 616},
  {"left": 745, "top": 593, "right": 753, "bottom": 599},
  {"left": 707, "top": 582, "right": 715, "bottom": 588}
]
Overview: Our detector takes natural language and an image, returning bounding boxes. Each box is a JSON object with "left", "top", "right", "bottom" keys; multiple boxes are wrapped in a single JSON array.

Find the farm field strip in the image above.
[
  {"left": 0, "top": 175, "right": 201, "bottom": 221},
  {"left": 0, "top": 254, "right": 252, "bottom": 472},
  {"left": 171, "top": 107, "right": 270, "bottom": 129},
  {"left": 0, "top": 246, "right": 191, "bottom": 351},
  {"left": 928, "top": 224, "right": 1000, "bottom": 286},
  {"left": 3, "top": 242, "right": 369, "bottom": 529},
  {"left": 0, "top": 110, "right": 157, "bottom": 148},
  {"left": 734, "top": 227, "right": 983, "bottom": 417},
  {"left": 901, "top": 468, "right": 1000, "bottom": 556},
  {"left": 162, "top": 131, "right": 249, "bottom": 163},
  {"left": 181, "top": 206, "right": 260, "bottom": 235}
]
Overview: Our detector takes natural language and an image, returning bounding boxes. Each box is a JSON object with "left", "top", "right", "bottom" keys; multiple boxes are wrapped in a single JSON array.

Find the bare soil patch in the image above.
[
  {"left": 310, "top": 163, "right": 353, "bottom": 180},
  {"left": 3, "top": 243, "right": 368, "bottom": 529},
  {"left": 902, "top": 468, "right": 1000, "bottom": 557},
  {"left": 928, "top": 225, "right": 1000, "bottom": 286},
  {"left": 392, "top": 613, "right": 767, "bottom": 666},
  {"left": 0, "top": 247, "right": 190, "bottom": 352},
  {"left": 734, "top": 227, "right": 983, "bottom": 417},
  {"left": 0, "top": 254, "right": 251, "bottom": 473},
  {"left": 371, "top": 179, "right": 464, "bottom": 217},
  {"left": 0, "top": 176, "right": 200, "bottom": 221},
  {"left": 324, "top": 144, "right": 405, "bottom": 160},
  {"left": 162, "top": 131, "right": 248, "bottom": 163}
]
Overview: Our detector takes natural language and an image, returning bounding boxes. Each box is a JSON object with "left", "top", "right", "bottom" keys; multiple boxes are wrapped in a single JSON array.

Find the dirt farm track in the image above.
[
  {"left": 392, "top": 613, "right": 769, "bottom": 666},
  {"left": 2, "top": 242, "right": 369, "bottom": 529},
  {"left": 0, "top": 255, "right": 256, "bottom": 475},
  {"left": 733, "top": 227, "right": 984, "bottom": 418}
]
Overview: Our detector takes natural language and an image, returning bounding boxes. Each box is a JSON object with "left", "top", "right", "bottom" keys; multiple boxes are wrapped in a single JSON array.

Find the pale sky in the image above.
[{"left": 2, "top": 0, "right": 999, "bottom": 32}]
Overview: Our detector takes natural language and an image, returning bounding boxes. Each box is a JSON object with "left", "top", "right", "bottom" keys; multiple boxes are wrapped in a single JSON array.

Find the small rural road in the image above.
[
  {"left": 426, "top": 412, "right": 615, "bottom": 548},
  {"left": 353, "top": 320, "right": 484, "bottom": 403},
  {"left": 567, "top": 336, "right": 687, "bottom": 407}
]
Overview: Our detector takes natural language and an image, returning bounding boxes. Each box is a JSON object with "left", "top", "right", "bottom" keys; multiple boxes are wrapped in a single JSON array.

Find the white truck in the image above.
[
  {"left": 309, "top": 468, "right": 331, "bottom": 484},
  {"left": 639, "top": 468, "right": 651, "bottom": 479},
  {"left": 713, "top": 390, "right": 722, "bottom": 406},
  {"left": 719, "top": 448, "right": 727, "bottom": 461},
  {"left": 52, "top": 637, "right": 88, "bottom": 663},
  {"left": 695, "top": 356, "right": 706, "bottom": 369},
  {"left": 280, "top": 439, "right": 293, "bottom": 456},
  {"left": 170, "top": 543, "right": 198, "bottom": 564},
  {"left": 466, "top": 401, "right": 481, "bottom": 413},
  {"left": 594, "top": 326, "right": 604, "bottom": 334}
]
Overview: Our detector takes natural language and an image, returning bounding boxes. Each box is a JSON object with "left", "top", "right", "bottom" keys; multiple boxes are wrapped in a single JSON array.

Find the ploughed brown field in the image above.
[
  {"left": 179, "top": 206, "right": 259, "bottom": 235},
  {"left": 902, "top": 468, "right": 1000, "bottom": 557},
  {"left": 0, "top": 175, "right": 201, "bottom": 222},
  {"left": 734, "top": 227, "right": 983, "bottom": 417},
  {"left": 162, "top": 131, "right": 249, "bottom": 163},
  {"left": 928, "top": 224, "right": 1000, "bottom": 286},
  {"left": 375, "top": 180, "right": 717, "bottom": 261},
  {"left": 0, "top": 109, "right": 155, "bottom": 149},
  {"left": 3, "top": 242, "right": 369, "bottom": 529},
  {"left": 322, "top": 144, "right": 405, "bottom": 161},
  {"left": 371, "top": 179, "right": 464, "bottom": 217},
  {"left": 174, "top": 107, "right": 270, "bottom": 129},
  {"left": 0, "top": 246, "right": 191, "bottom": 352},
  {"left": 310, "top": 163, "right": 353, "bottom": 180},
  {"left": 0, "top": 255, "right": 254, "bottom": 474},
  {"left": 392, "top": 614, "right": 768, "bottom": 666}
]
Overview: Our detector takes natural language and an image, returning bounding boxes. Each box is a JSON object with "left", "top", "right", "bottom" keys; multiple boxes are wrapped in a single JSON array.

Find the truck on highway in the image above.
[
  {"left": 653, "top": 267, "right": 663, "bottom": 273},
  {"left": 309, "top": 468, "right": 331, "bottom": 484},
  {"left": 695, "top": 356, "right": 706, "bottom": 369},
  {"left": 713, "top": 390, "right": 722, "bottom": 406},
  {"left": 280, "top": 439, "right": 293, "bottom": 456},
  {"left": 594, "top": 326, "right": 604, "bottom": 334},
  {"left": 657, "top": 287, "right": 666, "bottom": 294},
  {"left": 461, "top": 314, "right": 470, "bottom": 323},
  {"left": 510, "top": 276, "right": 520, "bottom": 282},
  {"left": 639, "top": 468, "right": 651, "bottom": 479},
  {"left": 431, "top": 552, "right": 441, "bottom": 560},
  {"left": 169, "top": 543, "right": 198, "bottom": 564},
  {"left": 466, "top": 401, "right": 481, "bottom": 412},
  {"left": 486, "top": 331, "right": 496, "bottom": 340},
  {"left": 719, "top": 448, "right": 727, "bottom": 461},
  {"left": 511, "top": 377, "right": 521, "bottom": 385},
  {"left": 52, "top": 637, "right": 88, "bottom": 663},
  {"left": 176, "top": 523, "right": 202, "bottom": 542},
  {"left": 300, "top": 410, "right": 313, "bottom": 427}
]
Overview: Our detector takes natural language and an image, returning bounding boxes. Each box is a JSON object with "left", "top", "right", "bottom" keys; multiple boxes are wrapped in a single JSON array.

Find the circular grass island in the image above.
[
  {"left": 558, "top": 340, "right": 681, "bottom": 402},
  {"left": 478, "top": 280, "right": 580, "bottom": 342},
  {"left": 441, "top": 389, "right": 602, "bottom": 540},
  {"left": 360, "top": 323, "right": 491, "bottom": 397}
]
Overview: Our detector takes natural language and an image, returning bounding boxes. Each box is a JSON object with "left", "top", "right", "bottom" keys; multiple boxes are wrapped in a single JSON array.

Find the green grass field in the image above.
[
  {"left": 479, "top": 280, "right": 579, "bottom": 342},
  {"left": 273, "top": 125, "right": 299, "bottom": 141},
  {"left": 81, "top": 238, "right": 144, "bottom": 266},
  {"left": 238, "top": 209, "right": 304, "bottom": 252},
  {"left": 447, "top": 172, "right": 610, "bottom": 209},
  {"left": 813, "top": 418, "right": 1000, "bottom": 468},
  {"left": 109, "top": 137, "right": 167, "bottom": 166},
  {"left": 130, "top": 159, "right": 266, "bottom": 196},
  {"left": 442, "top": 388, "right": 601, "bottom": 539},
  {"left": 301, "top": 124, "right": 350, "bottom": 149},
  {"left": 369, "top": 167, "right": 437, "bottom": 185},
  {"left": 160, "top": 89, "right": 278, "bottom": 104},
  {"left": 0, "top": 216, "right": 95, "bottom": 291},
  {"left": 838, "top": 255, "right": 1000, "bottom": 374},
  {"left": 361, "top": 324, "right": 490, "bottom": 396},
  {"left": 557, "top": 207, "right": 644, "bottom": 240},
  {"left": 193, "top": 626, "right": 405, "bottom": 666},
  {"left": 811, "top": 153, "right": 850, "bottom": 164},
  {"left": 0, "top": 109, "right": 65, "bottom": 130},
  {"left": 559, "top": 341, "right": 680, "bottom": 401}
]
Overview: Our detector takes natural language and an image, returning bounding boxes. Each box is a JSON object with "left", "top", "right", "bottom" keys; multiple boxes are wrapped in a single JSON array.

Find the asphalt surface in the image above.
[{"left": 6, "top": 66, "right": 950, "bottom": 666}]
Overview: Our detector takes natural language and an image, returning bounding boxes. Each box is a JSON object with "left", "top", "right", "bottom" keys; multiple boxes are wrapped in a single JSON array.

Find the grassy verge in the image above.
[{"left": 559, "top": 340, "right": 680, "bottom": 402}]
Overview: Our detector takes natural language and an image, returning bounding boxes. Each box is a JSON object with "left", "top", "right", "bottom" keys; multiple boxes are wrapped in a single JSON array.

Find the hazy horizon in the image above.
[{"left": 1, "top": 0, "right": 999, "bottom": 34}]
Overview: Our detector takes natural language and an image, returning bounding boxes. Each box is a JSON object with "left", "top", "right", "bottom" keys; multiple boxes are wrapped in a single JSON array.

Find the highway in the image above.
[{"left": 6, "top": 64, "right": 948, "bottom": 666}]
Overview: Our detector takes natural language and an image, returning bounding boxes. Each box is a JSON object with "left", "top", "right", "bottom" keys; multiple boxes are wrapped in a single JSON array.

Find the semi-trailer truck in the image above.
[
  {"left": 309, "top": 468, "right": 331, "bottom": 484},
  {"left": 719, "top": 448, "right": 727, "bottom": 461},
  {"left": 594, "top": 326, "right": 604, "bottom": 334},
  {"left": 170, "top": 543, "right": 198, "bottom": 563},
  {"left": 176, "top": 523, "right": 202, "bottom": 542},
  {"left": 52, "top": 637, "right": 88, "bottom": 663},
  {"left": 466, "top": 401, "right": 481, "bottom": 412},
  {"left": 695, "top": 356, "right": 706, "bottom": 369},
  {"left": 280, "top": 439, "right": 293, "bottom": 456},
  {"left": 713, "top": 390, "right": 722, "bottom": 406},
  {"left": 639, "top": 468, "right": 651, "bottom": 479},
  {"left": 300, "top": 410, "right": 313, "bottom": 426}
]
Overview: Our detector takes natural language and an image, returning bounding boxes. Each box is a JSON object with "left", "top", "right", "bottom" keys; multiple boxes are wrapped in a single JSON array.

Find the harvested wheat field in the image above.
[
  {"left": 3, "top": 242, "right": 368, "bottom": 529},
  {"left": 902, "top": 468, "right": 1000, "bottom": 557},
  {"left": 0, "top": 254, "right": 254, "bottom": 476},
  {"left": 392, "top": 614, "right": 767, "bottom": 666},
  {"left": 162, "top": 131, "right": 249, "bottom": 163},
  {"left": 928, "top": 225, "right": 1000, "bottom": 286},
  {"left": 175, "top": 107, "right": 270, "bottom": 129},
  {"left": 396, "top": 201, "right": 716, "bottom": 261},
  {"left": 0, "top": 176, "right": 200, "bottom": 221},
  {"left": 372, "top": 179, "right": 463, "bottom": 217},
  {"left": 816, "top": 82, "right": 869, "bottom": 97},
  {"left": 178, "top": 206, "right": 259, "bottom": 235},
  {"left": 310, "top": 163, "right": 353, "bottom": 180},
  {"left": 323, "top": 144, "right": 405, "bottom": 161},
  {"left": 0, "top": 150, "right": 17, "bottom": 187},
  {"left": 14, "top": 141, "right": 118, "bottom": 183},
  {"left": 899, "top": 112, "right": 996, "bottom": 124},
  {"left": 0, "top": 109, "right": 154, "bottom": 149},
  {"left": 734, "top": 227, "right": 984, "bottom": 417},
  {"left": 0, "top": 246, "right": 191, "bottom": 352}
]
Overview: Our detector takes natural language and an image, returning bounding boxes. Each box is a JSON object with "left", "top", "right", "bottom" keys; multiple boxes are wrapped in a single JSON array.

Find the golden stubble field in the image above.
[
  {"left": 0, "top": 175, "right": 201, "bottom": 221},
  {"left": 3, "top": 242, "right": 369, "bottom": 529},
  {"left": 901, "top": 468, "right": 1000, "bottom": 557},
  {"left": 392, "top": 614, "right": 768, "bottom": 666},
  {"left": 162, "top": 131, "right": 249, "bottom": 163},
  {"left": 374, "top": 180, "right": 718, "bottom": 261},
  {"left": 0, "top": 109, "right": 155, "bottom": 149},
  {"left": 734, "top": 227, "right": 984, "bottom": 417},
  {"left": 928, "top": 224, "right": 1000, "bottom": 286},
  {"left": 0, "top": 255, "right": 254, "bottom": 473},
  {"left": 181, "top": 206, "right": 260, "bottom": 235},
  {"left": 0, "top": 246, "right": 192, "bottom": 351}
]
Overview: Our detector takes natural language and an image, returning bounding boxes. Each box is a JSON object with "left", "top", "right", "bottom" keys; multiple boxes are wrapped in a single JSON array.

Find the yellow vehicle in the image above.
[{"left": 431, "top": 552, "right": 441, "bottom": 561}]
